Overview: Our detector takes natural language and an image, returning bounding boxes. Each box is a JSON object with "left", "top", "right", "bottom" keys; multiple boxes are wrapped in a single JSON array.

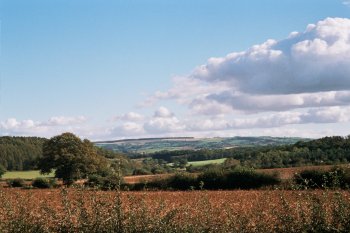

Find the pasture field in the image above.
[
  {"left": 187, "top": 158, "right": 226, "bottom": 167},
  {"left": 2, "top": 170, "right": 55, "bottom": 180},
  {"left": 0, "top": 188, "right": 349, "bottom": 232}
]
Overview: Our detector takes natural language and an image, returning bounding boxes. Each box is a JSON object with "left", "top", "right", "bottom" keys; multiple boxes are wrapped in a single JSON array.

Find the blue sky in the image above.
[{"left": 1, "top": 0, "right": 350, "bottom": 139}]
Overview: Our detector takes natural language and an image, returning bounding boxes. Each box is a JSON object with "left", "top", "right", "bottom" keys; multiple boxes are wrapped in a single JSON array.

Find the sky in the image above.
[{"left": 1, "top": 0, "right": 350, "bottom": 140}]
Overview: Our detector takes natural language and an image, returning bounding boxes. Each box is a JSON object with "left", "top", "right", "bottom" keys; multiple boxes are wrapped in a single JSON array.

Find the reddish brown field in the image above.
[
  {"left": 1, "top": 188, "right": 350, "bottom": 232},
  {"left": 257, "top": 164, "right": 349, "bottom": 180},
  {"left": 123, "top": 173, "right": 173, "bottom": 184}
]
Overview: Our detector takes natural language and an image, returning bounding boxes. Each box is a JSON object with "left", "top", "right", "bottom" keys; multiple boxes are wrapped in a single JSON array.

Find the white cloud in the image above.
[
  {"left": 186, "top": 107, "right": 350, "bottom": 132},
  {"left": 208, "top": 90, "right": 350, "bottom": 113},
  {"left": 343, "top": 1, "right": 350, "bottom": 6},
  {"left": 2, "top": 106, "right": 350, "bottom": 140},
  {"left": 141, "top": 76, "right": 229, "bottom": 107},
  {"left": 191, "top": 17, "right": 350, "bottom": 95},
  {"left": 0, "top": 116, "right": 88, "bottom": 138},
  {"left": 153, "top": 106, "right": 174, "bottom": 118},
  {"left": 144, "top": 116, "right": 185, "bottom": 134},
  {"left": 146, "top": 18, "right": 350, "bottom": 116},
  {"left": 189, "top": 98, "right": 233, "bottom": 116},
  {"left": 110, "top": 122, "right": 145, "bottom": 137},
  {"left": 1, "top": 118, "right": 38, "bottom": 130},
  {"left": 143, "top": 107, "right": 184, "bottom": 134},
  {"left": 45, "top": 116, "right": 86, "bottom": 126},
  {"left": 113, "top": 112, "right": 144, "bottom": 122}
]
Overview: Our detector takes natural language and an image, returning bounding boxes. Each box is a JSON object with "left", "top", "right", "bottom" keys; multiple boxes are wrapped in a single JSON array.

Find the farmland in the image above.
[
  {"left": 0, "top": 188, "right": 350, "bottom": 232},
  {"left": 2, "top": 170, "right": 54, "bottom": 180},
  {"left": 0, "top": 163, "right": 345, "bottom": 184},
  {"left": 187, "top": 158, "right": 226, "bottom": 167}
]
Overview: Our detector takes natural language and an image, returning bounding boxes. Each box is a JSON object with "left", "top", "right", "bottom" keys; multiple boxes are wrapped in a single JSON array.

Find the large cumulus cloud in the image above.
[
  {"left": 194, "top": 17, "right": 350, "bottom": 95},
  {"left": 146, "top": 18, "right": 350, "bottom": 114}
]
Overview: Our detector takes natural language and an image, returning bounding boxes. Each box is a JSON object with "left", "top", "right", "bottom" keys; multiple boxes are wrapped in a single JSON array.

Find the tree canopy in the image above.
[
  {"left": 39, "top": 132, "right": 109, "bottom": 184},
  {"left": 0, "top": 136, "right": 46, "bottom": 171}
]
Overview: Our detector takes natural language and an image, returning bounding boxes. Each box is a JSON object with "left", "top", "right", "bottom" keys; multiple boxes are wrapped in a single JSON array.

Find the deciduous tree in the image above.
[{"left": 39, "top": 132, "right": 108, "bottom": 185}]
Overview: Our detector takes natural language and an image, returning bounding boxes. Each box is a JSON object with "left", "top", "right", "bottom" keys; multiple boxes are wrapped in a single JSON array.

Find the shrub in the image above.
[
  {"left": 32, "top": 178, "right": 56, "bottom": 189},
  {"left": 85, "top": 174, "right": 104, "bottom": 188},
  {"left": 7, "top": 178, "right": 25, "bottom": 188},
  {"left": 133, "top": 168, "right": 152, "bottom": 175},
  {"left": 101, "top": 173, "right": 124, "bottom": 190},
  {"left": 85, "top": 173, "right": 124, "bottom": 190},
  {"left": 197, "top": 168, "right": 280, "bottom": 190},
  {"left": 197, "top": 168, "right": 227, "bottom": 189},
  {"left": 226, "top": 169, "right": 280, "bottom": 189},
  {"left": 151, "top": 167, "right": 166, "bottom": 174},
  {"left": 294, "top": 166, "right": 350, "bottom": 189},
  {"left": 166, "top": 173, "right": 197, "bottom": 190}
]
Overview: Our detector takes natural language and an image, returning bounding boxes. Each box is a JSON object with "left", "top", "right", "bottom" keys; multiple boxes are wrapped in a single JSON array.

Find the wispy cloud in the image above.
[{"left": 343, "top": 0, "right": 350, "bottom": 6}]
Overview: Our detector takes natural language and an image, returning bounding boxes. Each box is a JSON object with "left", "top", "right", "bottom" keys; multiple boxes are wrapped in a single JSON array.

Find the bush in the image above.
[
  {"left": 132, "top": 168, "right": 280, "bottom": 191},
  {"left": 85, "top": 173, "right": 124, "bottom": 190},
  {"left": 133, "top": 168, "right": 152, "bottom": 175},
  {"left": 197, "top": 168, "right": 280, "bottom": 190},
  {"left": 294, "top": 166, "right": 350, "bottom": 189},
  {"left": 85, "top": 174, "right": 104, "bottom": 188},
  {"left": 166, "top": 173, "right": 197, "bottom": 190},
  {"left": 197, "top": 168, "right": 227, "bottom": 189},
  {"left": 101, "top": 174, "right": 123, "bottom": 190},
  {"left": 32, "top": 178, "right": 56, "bottom": 188},
  {"left": 7, "top": 178, "right": 25, "bottom": 188},
  {"left": 226, "top": 169, "right": 280, "bottom": 189}
]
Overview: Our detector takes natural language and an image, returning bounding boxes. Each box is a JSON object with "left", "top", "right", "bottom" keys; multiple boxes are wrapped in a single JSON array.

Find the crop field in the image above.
[{"left": 0, "top": 188, "right": 350, "bottom": 232}]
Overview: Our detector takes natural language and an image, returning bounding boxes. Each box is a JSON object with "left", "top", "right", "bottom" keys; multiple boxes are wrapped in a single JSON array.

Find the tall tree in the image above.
[{"left": 39, "top": 132, "right": 108, "bottom": 185}]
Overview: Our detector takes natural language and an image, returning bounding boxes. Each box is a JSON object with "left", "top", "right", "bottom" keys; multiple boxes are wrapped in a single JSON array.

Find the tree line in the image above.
[
  {"left": 150, "top": 136, "right": 350, "bottom": 169},
  {"left": 0, "top": 136, "right": 47, "bottom": 170}
]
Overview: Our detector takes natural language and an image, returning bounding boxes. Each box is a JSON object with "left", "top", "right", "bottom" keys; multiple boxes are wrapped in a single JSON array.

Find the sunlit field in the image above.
[
  {"left": 2, "top": 170, "right": 55, "bottom": 180},
  {"left": 0, "top": 188, "right": 349, "bottom": 233}
]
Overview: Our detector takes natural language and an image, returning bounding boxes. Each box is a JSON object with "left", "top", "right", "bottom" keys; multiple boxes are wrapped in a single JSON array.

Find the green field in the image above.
[
  {"left": 2, "top": 170, "right": 55, "bottom": 179},
  {"left": 187, "top": 158, "right": 227, "bottom": 167}
]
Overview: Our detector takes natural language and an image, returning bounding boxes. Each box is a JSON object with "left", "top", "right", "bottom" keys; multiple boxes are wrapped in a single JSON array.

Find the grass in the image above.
[
  {"left": 167, "top": 158, "right": 227, "bottom": 167},
  {"left": 2, "top": 170, "right": 55, "bottom": 179},
  {"left": 188, "top": 158, "right": 226, "bottom": 167}
]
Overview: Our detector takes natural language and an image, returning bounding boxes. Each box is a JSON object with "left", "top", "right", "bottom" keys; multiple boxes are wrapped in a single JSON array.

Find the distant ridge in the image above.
[
  {"left": 94, "top": 136, "right": 308, "bottom": 154},
  {"left": 94, "top": 137, "right": 195, "bottom": 144}
]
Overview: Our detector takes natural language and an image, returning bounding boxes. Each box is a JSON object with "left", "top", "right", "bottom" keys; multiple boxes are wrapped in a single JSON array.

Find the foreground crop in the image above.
[{"left": 0, "top": 188, "right": 350, "bottom": 233}]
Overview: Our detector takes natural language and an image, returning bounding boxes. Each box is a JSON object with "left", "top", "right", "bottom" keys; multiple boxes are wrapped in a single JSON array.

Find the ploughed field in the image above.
[{"left": 1, "top": 188, "right": 350, "bottom": 232}]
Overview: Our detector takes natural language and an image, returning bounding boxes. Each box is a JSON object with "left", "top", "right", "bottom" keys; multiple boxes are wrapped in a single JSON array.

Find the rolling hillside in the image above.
[{"left": 95, "top": 136, "right": 307, "bottom": 153}]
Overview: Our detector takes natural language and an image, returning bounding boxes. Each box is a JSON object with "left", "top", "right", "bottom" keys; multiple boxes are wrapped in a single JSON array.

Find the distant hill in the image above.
[{"left": 94, "top": 136, "right": 308, "bottom": 154}]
